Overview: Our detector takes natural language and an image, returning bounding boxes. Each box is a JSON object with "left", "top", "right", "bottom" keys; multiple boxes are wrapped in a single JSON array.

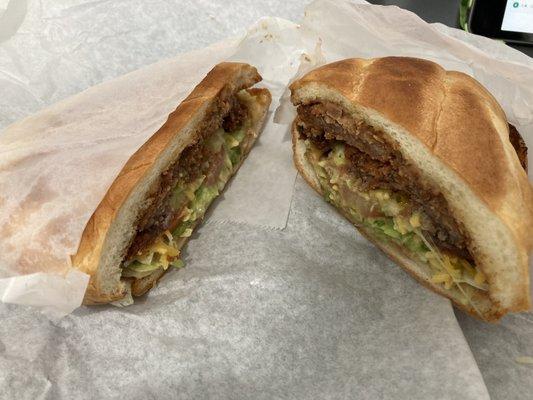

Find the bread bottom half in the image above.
[{"left": 292, "top": 123, "right": 504, "bottom": 321}]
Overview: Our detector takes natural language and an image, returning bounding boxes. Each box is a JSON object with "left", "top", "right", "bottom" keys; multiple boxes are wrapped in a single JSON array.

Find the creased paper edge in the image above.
[{"left": 0, "top": 269, "right": 89, "bottom": 319}]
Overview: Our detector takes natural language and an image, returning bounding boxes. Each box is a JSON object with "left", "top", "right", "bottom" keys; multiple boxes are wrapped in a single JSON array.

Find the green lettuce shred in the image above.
[{"left": 122, "top": 121, "right": 250, "bottom": 278}]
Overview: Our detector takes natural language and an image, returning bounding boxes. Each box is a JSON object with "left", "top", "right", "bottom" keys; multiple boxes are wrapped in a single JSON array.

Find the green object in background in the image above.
[{"left": 459, "top": 0, "right": 473, "bottom": 32}]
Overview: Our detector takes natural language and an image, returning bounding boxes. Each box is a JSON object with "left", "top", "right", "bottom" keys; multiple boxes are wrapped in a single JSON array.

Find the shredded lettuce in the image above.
[
  {"left": 122, "top": 258, "right": 184, "bottom": 280},
  {"left": 122, "top": 261, "right": 167, "bottom": 279},
  {"left": 306, "top": 140, "right": 487, "bottom": 296},
  {"left": 228, "top": 146, "right": 242, "bottom": 166},
  {"left": 331, "top": 143, "right": 346, "bottom": 166},
  {"left": 122, "top": 121, "right": 251, "bottom": 279}
]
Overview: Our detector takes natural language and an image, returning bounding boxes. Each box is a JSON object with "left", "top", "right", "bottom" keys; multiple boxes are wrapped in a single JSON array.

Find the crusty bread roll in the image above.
[
  {"left": 73, "top": 62, "right": 271, "bottom": 304},
  {"left": 290, "top": 57, "right": 533, "bottom": 321}
]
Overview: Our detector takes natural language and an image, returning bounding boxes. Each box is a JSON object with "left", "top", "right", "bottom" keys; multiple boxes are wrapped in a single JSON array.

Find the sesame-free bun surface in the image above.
[
  {"left": 73, "top": 62, "right": 271, "bottom": 304},
  {"left": 290, "top": 57, "right": 533, "bottom": 321}
]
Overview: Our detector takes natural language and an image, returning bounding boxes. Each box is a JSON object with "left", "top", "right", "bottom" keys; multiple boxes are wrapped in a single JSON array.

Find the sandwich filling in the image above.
[
  {"left": 296, "top": 102, "right": 487, "bottom": 306},
  {"left": 121, "top": 90, "right": 261, "bottom": 282}
]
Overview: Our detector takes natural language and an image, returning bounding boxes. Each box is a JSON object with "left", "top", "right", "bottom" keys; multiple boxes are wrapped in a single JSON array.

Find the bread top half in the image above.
[{"left": 290, "top": 57, "right": 533, "bottom": 254}]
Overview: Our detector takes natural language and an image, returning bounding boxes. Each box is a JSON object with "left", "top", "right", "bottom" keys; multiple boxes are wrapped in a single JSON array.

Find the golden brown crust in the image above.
[
  {"left": 290, "top": 57, "right": 533, "bottom": 252},
  {"left": 74, "top": 62, "right": 264, "bottom": 303}
]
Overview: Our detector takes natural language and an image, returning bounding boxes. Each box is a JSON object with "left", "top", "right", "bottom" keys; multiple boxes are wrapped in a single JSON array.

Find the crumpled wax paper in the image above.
[
  {"left": 0, "top": 0, "right": 307, "bottom": 130},
  {"left": 0, "top": 176, "right": 490, "bottom": 400},
  {"left": 0, "top": 0, "right": 532, "bottom": 398}
]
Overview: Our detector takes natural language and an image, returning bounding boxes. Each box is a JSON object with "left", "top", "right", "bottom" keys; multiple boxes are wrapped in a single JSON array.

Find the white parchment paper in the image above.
[
  {"left": 0, "top": 0, "right": 307, "bottom": 130},
  {"left": 0, "top": 176, "right": 490, "bottom": 399},
  {"left": 0, "top": 0, "right": 532, "bottom": 398}
]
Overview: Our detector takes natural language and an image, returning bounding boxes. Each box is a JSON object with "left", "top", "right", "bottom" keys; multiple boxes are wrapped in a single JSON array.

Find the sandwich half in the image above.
[
  {"left": 290, "top": 57, "right": 533, "bottom": 321},
  {"left": 73, "top": 62, "right": 271, "bottom": 304}
]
